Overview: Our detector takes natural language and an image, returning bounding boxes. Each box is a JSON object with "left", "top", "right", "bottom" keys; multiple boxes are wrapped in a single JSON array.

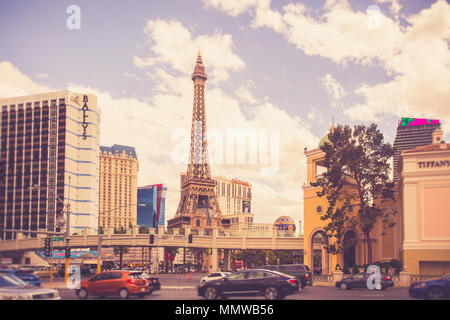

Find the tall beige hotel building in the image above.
[
  {"left": 0, "top": 90, "right": 101, "bottom": 239},
  {"left": 99, "top": 145, "right": 138, "bottom": 232}
]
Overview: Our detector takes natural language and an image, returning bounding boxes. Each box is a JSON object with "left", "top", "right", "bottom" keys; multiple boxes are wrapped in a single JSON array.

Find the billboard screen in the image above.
[{"left": 399, "top": 118, "right": 440, "bottom": 127}]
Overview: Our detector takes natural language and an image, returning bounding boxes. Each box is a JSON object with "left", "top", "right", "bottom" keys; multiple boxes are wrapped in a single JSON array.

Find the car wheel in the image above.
[
  {"left": 204, "top": 287, "right": 218, "bottom": 300},
  {"left": 426, "top": 287, "right": 447, "bottom": 300},
  {"left": 77, "top": 288, "right": 89, "bottom": 299},
  {"left": 118, "top": 288, "right": 130, "bottom": 299},
  {"left": 265, "top": 287, "right": 279, "bottom": 300},
  {"left": 340, "top": 283, "right": 348, "bottom": 290}
]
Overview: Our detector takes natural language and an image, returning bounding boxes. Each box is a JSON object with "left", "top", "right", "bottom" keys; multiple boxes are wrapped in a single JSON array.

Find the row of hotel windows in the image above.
[
  {"left": 216, "top": 182, "right": 251, "bottom": 199},
  {"left": 231, "top": 216, "right": 253, "bottom": 224}
]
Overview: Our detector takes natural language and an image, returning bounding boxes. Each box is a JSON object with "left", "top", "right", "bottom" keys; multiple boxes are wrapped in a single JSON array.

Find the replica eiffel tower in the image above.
[{"left": 167, "top": 53, "right": 223, "bottom": 231}]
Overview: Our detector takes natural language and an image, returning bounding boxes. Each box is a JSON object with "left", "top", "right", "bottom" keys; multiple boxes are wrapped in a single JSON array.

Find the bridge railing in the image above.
[{"left": 0, "top": 232, "right": 305, "bottom": 252}]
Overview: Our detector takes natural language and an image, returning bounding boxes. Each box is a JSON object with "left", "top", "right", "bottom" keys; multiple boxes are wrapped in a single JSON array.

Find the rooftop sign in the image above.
[{"left": 399, "top": 117, "right": 440, "bottom": 127}]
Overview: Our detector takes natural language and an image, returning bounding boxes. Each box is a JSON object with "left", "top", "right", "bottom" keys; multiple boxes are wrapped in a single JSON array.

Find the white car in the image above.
[
  {"left": 0, "top": 274, "right": 60, "bottom": 300},
  {"left": 200, "top": 272, "right": 232, "bottom": 284}
]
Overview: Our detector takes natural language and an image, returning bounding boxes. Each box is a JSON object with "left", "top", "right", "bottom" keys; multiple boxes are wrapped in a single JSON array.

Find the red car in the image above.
[{"left": 76, "top": 271, "right": 149, "bottom": 299}]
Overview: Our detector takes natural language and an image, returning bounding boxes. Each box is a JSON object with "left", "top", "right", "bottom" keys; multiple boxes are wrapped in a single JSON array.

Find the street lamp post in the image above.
[
  {"left": 29, "top": 176, "right": 72, "bottom": 284},
  {"left": 96, "top": 203, "right": 147, "bottom": 273}
]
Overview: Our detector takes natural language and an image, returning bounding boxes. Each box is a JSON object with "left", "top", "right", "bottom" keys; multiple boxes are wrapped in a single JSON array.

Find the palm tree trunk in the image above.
[{"left": 365, "top": 231, "right": 373, "bottom": 265}]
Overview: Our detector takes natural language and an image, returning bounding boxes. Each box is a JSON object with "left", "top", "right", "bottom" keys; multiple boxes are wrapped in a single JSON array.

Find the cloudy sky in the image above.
[{"left": 0, "top": 0, "right": 449, "bottom": 227}]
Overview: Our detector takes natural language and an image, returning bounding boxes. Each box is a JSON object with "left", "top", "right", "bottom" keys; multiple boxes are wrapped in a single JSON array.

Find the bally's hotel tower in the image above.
[{"left": 0, "top": 90, "right": 100, "bottom": 239}]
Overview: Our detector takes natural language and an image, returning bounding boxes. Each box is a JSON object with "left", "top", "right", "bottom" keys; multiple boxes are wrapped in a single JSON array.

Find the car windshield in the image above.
[
  {"left": 441, "top": 274, "right": 450, "bottom": 280},
  {"left": 0, "top": 274, "right": 29, "bottom": 287}
]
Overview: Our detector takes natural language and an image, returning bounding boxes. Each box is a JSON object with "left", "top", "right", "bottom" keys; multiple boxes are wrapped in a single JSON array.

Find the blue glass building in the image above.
[{"left": 137, "top": 184, "right": 166, "bottom": 230}]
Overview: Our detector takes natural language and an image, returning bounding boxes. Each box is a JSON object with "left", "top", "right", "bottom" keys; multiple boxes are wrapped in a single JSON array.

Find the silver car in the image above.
[{"left": 0, "top": 274, "right": 60, "bottom": 300}]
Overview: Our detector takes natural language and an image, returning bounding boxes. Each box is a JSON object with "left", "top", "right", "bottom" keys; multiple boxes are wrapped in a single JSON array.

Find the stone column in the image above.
[
  {"left": 158, "top": 225, "right": 165, "bottom": 235},
  {"left": 132, "top": 225, "right": 139, "bottom": 235},
  {"left": 322, "top": 246, "right": 328, "bottom": 274},
  {"left": 399, "top": 270, "right": 412, "bottom": 287},
  {"left": 333, "top": 270, "right": 343, "bottom": 285},
  {"left": 108, "top": 226, "right": 114, "bottom": 235},
  {"left": 211, "top": 248, "right": 218, "bottom": 273},
  {"left": 223, "top": 249, "right": 231, "bottom": 271},
  {"left": 211, "top": 227, "right": 219, "bottom": 272},
  {"left": 172, "top": 228, "right": 179, "bottom": 235}
]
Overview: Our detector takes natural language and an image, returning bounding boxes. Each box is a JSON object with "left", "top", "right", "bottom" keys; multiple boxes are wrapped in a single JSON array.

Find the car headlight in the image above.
[{"left": 415, "top": 282, "right": 426, "bottom": 288}]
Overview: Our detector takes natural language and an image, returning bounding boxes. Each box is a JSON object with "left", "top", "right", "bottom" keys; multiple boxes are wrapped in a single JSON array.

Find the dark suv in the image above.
[{"left": 256, "top": 264, "right": 312, "bottom": 288}]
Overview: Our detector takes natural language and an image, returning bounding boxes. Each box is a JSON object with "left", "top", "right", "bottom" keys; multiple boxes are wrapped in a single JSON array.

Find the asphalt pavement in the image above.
[{"left": 40, "top": 273, "right": 414, "bottom": 300}]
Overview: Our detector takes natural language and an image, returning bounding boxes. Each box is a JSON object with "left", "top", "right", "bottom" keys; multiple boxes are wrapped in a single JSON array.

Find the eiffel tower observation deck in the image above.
[{"left": 167, "top": 53, "right": 223, "bottom": 233}]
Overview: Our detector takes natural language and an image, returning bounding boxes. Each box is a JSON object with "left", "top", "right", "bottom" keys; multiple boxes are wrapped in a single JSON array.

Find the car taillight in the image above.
[
  {"left": 287, "top": 279, "right": 297, "bottom": 286},
  {"left": 305, "top": 274, "right": 309, "bottom": 279},
  {"left": 384, "top": 276, "right": 391, "bottom": 280},
  {"left": 127, "top": 279, "right": 136, "bottom": 285}
]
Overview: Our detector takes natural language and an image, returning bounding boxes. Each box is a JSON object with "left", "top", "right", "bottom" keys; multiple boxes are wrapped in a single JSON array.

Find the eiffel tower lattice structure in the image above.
[{"left": 167, "top": 53, "right": 223, "bottom": 232}]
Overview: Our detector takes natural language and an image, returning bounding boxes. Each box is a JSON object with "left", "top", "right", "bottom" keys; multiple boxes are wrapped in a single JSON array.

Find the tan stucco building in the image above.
[
  {"left": 303, "top": 129, "right": 403, "bottom": 274},
  {"left": 99, "top": 145, "right": 138, "bottom": 231},
  {"left": 400, "top": 129, "right": 450, "bottom": 275}
]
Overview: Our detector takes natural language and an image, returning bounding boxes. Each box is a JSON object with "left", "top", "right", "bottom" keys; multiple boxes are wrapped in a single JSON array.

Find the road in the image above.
[
  {"left": 56, "top": 287, "right": 414, "bottom": 300},
  {"left": 40, "top": 273, "right": 415, "bottom": 300}
]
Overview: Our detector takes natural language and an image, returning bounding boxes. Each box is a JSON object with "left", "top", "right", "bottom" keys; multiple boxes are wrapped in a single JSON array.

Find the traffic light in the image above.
[
  {"left": 65, "top": 248, "right": 71, "bottom": 258},
  {"left": 44, "top": 237, "right": 51, "bottom": 257},
  {"left": 188, "top": 234, "right": 193, "bottom": 244},
  {"left": 149, "top": 234, "right": 154, "bottom": 244}
]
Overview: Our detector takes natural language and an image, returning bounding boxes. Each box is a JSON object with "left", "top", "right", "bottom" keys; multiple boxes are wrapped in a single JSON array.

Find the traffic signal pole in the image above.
[
  {"left": 50, "top": 240, "right": 54, "bottom": 288},
  {"left": 97, "top": 235, "right": 102, "bottom": 274},
  {"left": 64, "top": 177, "right": 71, "bottom": 285}
]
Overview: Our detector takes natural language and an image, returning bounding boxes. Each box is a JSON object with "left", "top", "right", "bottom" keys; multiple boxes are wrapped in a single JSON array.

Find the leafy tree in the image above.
[
  {"left": 311, "top": 124, "right": 396, "bottom": 264},
  {"left": 188, "top": 248, "right": 208, "bottom": 271},
  {"left": 113, "top": 226, "right": 129, "bottom": 269},
  {"left": 138, "top": 225, "right": 149, "bottom": 234}
]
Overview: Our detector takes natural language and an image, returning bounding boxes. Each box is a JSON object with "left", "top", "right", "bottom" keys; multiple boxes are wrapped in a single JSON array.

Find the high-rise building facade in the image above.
[
  {"left": 214, "top": 176, "right": 253, "bottom": 232},
  {"left": 393, "top": 117, "right": 441, "bottom": 181},
  {"left": 137, "top": 184, "right": 167, "bottom": 229},
  {"left": 99, "top": 145, "right": 138, "bottom": 231},
  {"left": 0, "top": 90, "right": 101, "bottom": 239},
  {"left": 179, "top": 173, "right": 253, "bottom": 232}
]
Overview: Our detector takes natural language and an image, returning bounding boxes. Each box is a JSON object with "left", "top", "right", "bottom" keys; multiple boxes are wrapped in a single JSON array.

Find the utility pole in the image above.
[
  {"left": 64, "top": 176, "right": 71, "bottom": 284},
  {"left": 97, "top": 234, "right": 102, "bottom": 273}
]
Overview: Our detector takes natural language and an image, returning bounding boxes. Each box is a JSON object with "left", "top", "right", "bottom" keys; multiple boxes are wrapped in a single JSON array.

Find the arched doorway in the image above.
[
  {"left": 310, "top": 230, "right": 329, "bottom": 275},
  {"left": 343, "top": 230, "right": 357, "bottom": 268}
]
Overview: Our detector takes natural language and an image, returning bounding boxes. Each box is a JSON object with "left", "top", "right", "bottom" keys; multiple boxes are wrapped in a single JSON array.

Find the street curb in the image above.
[{"left": 162, "top": 286, "right": 196, "bottom": 290}]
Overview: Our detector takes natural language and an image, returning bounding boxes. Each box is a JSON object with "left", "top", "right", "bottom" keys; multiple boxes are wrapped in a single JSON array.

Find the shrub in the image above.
[
  {"left": 390, "top": 259, "right": 403, "bottom": 274},
  {"left": 343, "top": 265, "right": 350, "bottom": 274}
]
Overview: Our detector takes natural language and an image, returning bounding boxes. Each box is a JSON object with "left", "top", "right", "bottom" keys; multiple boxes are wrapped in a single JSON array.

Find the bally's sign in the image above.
[
  {"left": 418, "top": 160, "right": 450, "bottom": 168},
  {"left": 81, "top": 95, "right": 89, "bottom": 140}
]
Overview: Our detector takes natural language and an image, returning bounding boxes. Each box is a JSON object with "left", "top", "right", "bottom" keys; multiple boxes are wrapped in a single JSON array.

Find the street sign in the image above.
[{"left": 52, "top": 237, "right": 64, "bottom": 241}]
